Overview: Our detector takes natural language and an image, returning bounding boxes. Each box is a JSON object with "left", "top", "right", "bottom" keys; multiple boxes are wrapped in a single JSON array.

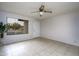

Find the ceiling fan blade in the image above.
[
  {"left": 44, "top": 11, "right": 52, "bottom": 13},
  {"left": 31, "top": 11, "right": 39, "bottom": 13}
]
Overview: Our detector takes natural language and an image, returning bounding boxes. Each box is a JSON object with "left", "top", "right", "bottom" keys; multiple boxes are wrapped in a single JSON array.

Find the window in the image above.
[{"left": 7, "top": 18, "right": 28, "bottom": 35}]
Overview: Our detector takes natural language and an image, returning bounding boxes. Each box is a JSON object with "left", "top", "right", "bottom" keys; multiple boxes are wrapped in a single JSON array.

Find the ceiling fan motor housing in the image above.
[{"left": 39, "top": 5, "right": 45, "bottom": 12}]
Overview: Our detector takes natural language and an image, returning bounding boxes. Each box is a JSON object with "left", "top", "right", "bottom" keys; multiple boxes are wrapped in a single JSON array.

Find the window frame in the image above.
[{"left": 6, "top": 17, "right": 29, "bottom": 35}]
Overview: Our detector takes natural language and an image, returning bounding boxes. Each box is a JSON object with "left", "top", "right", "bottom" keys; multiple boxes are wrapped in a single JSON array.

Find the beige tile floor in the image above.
[{"left": 0, "top": 38, "right": 79, "bottom": 56}]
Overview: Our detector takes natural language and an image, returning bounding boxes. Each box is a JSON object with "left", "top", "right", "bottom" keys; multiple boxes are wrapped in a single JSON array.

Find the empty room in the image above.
[{"left": 0, "top": 2, "right": 79, "bottom": 56}]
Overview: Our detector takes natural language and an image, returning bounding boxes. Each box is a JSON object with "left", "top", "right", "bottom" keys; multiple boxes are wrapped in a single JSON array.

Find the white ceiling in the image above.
[{"left": 0, "top": 2, "right": 79, "bottom": 20}]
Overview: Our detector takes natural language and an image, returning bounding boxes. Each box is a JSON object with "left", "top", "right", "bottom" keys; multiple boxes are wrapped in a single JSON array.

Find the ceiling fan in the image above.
[{"left": 32, "top": 4, "right": 52, "bottom": 16}]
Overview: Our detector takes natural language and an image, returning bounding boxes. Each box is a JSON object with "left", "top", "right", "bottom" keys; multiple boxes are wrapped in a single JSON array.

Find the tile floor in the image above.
[{"left": 0, "top": 38, "right": 79, "bottom": 56}]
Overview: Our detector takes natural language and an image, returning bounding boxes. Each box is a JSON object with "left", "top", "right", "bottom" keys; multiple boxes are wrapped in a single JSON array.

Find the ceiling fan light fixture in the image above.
[{"left": 40, "top": 12, "right": 43, "bottom": 16}]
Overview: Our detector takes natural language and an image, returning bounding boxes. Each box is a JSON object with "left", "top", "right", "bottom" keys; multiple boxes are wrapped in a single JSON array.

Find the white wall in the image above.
[
  {"left": 0, "top": 11, "right": 40, "bottom": 45},
  {"left": 40, "top": 13, "right": 79, "bottom": 46},
  {"left": 1, "top": 11, "right": 79, "bottom": 47}
]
